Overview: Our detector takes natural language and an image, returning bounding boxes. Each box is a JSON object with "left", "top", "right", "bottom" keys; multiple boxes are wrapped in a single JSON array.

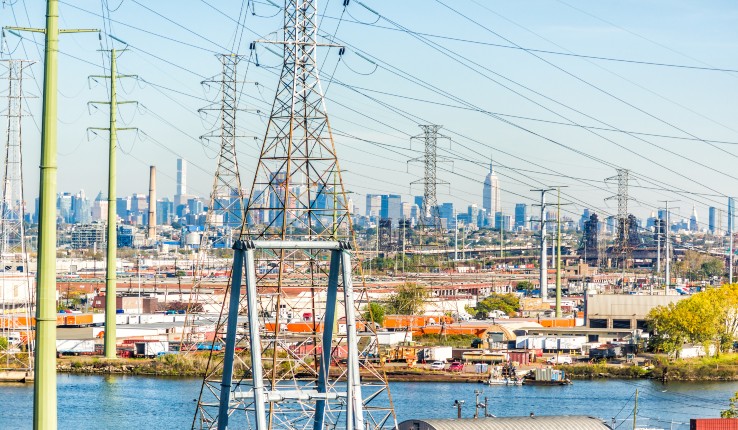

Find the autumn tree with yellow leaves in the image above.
[{"left": 647, "top": 284, "right": 738, "bottom": 357}]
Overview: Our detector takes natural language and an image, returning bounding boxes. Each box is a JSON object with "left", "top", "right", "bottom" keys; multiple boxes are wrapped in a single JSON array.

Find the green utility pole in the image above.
[
  {"left": 555, "top": 188, "right": 562, "bottom": 318},
  {"left": 89, "top": 49, "right": 137, "bottom": 359},
  {"left": 5, "top": 2, "right": 97, "bottom": 428}
]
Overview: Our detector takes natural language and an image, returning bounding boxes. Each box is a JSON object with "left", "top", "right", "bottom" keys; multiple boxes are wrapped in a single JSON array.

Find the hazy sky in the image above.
[{"left": 1, "top": 0, "right": 737, "bottom": 225}]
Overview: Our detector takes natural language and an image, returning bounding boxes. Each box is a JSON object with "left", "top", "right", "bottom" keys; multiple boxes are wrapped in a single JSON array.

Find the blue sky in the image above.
[{"left": 1, "top": 0, "right": 737, "bottom": 225}]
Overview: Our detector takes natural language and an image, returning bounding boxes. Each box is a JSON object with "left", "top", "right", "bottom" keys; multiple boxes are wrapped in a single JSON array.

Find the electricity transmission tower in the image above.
[
  {"left": 199, "top": 54, "right": 245, "bottom": 248},
  {"left": 181, "top": 54, "right": 245, "bottom": 352},
  {"left": 409, "top": 124, "right": 449, "bottom": 228},
  {"left": 407, "top": 125, "right": 452, "bottom": 280},
  {"left": 606, "top": 169, "right": 631, "bottom": 268},
  {"left": 0, "top": 60, "right": 32, "bottom": 255},
  {"left": 193, "top": 1, "right": 395, "bottom": 429},
  {"left": 0, "top": 59, "right": 35, "bottom": 373}
]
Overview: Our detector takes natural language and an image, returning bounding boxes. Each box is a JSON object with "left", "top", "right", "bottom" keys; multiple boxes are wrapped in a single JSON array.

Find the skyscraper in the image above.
[
  {"left": 514, "top": 203, "right": 528, "bottom": 230},
  {"left": 689, "top": 205, "right": 699, "bottom": 232},
  {"left": 483, "top": 161, "right": 500, "bottom": 227},
  {"left": 708, "top": 206, "right": 718, "bottom": 234},
  {"left": 365, "top": 194, "right": 382, "bottom": 217},
  {"left": 175, "top": 158, "right": 187, "bottom": 209}
]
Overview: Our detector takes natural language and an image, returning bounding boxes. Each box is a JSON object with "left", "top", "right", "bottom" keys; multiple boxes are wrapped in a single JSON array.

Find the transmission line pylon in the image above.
[
  {"left": 0, "top": 60, "right": 33, "bottom": 255},
  {"left": 606, "top": 169, "right": 631, "bottom": 268},
  {"left": 0, "top": 59, "right": 35, "bottom": 374},
  {"left": 409, "top": 125, "right": 450, "bottom": 228},
  {"left": 180, "top": 54, "right": 245, "bottom": 353},
  {"left": 199, "top": 54, "right": 245, "bottom": 247},
  {"left": 193, "top": 1, "right": 396, "bottom": 428},
  {"left": 407, "top": 125, "right": 452, "bottom": 275}
]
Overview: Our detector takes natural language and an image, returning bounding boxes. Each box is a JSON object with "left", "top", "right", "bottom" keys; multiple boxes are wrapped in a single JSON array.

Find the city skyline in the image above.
[{"left": 1, "top": 1, "right": 736, "bottom": 236}]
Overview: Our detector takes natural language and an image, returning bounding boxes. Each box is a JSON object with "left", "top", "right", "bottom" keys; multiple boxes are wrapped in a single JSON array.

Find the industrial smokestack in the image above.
[{"left": 148, "top": 166, "right": 156, "bottom": 240}]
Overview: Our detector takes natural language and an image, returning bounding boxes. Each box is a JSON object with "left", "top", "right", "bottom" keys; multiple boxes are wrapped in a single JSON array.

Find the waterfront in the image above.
[{"left": 0, "top": 375, "right": 734, "bottom": 429}]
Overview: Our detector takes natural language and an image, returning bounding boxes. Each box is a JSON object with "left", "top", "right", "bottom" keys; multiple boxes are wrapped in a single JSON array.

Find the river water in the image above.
[{"left": 0, "top": 375, "right": 734, "bottom": 429}]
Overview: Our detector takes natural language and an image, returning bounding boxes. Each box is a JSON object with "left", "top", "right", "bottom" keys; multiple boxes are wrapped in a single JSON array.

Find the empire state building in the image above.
[{"left": 483, "top": 161, "right": 500, "bottom": 227}]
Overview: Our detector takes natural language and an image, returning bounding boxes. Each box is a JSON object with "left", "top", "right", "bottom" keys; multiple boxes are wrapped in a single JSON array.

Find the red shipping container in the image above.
[{"left": 691, "top": 418, "right": 738, "bottom": 430}]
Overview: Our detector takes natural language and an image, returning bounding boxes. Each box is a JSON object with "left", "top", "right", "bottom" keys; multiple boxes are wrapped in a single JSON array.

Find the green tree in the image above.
[
  {"left": 516, "top": 281, "right": 534, "bottom": 296},
  {"left": 385, "top": 282, "right": 428, "bottom": 315},
  {"left": 648, "top": 284, "right": 738, "bottom": 356},
  {"left": 363, "top": 302, "right": 386, "bottom": 326},
  {"left": 467, "top": 293, "right": 520, "bottom": 318},
  {"left": 701, "top": 258, "right": 725, "bottom": 279},
  {"left": 722, "top": 391, "right": 738, "bottom": 418},
  {"left": 0, "top": 336, "right": 7, "bottom": 351}
]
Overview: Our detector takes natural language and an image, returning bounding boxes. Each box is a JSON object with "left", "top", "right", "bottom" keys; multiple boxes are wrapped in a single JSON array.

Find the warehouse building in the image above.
[{"left": 397, "top": 416, "right": 612, "bottom": 429}]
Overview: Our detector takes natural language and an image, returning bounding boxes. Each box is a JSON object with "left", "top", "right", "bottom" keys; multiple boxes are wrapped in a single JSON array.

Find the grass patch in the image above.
[{"left": 415, "top": 334, "right": 479, "bottom": 348}]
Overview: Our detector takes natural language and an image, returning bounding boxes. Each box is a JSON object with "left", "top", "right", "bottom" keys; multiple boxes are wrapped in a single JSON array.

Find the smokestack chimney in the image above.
[{"left": 148, "top": 166, "right": 156, "bottom": 240}]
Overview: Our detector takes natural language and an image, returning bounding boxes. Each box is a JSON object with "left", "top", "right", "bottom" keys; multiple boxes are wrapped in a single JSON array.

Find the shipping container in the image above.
[
  {"left": 691, "top": 418, "right": 738, "bottom": 430},
  {"left": 134, "top": 341, "right": 169, "bottom": 358},
  {"left": 56, "top": 339, "right": 96, "bottom": 355}
]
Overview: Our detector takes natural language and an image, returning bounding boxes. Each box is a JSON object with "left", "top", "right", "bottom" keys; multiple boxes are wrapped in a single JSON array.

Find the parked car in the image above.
[
  {"left": 546, "top": 355, "right": 573, "bottom": 365},
  {"left": 447, "top": 362, "right": 464, "bottom": 372},
  {"left": 430, "top": 361, "right": 445, "bottom": 370}
]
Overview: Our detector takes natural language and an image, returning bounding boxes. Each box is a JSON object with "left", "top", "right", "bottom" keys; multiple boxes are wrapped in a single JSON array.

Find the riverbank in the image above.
[
  {"left": 52, "top": 353, "right": 738, "bottom": 382},
  {"left": 565, "top": 354, "right": 738, "bottom": 381}
]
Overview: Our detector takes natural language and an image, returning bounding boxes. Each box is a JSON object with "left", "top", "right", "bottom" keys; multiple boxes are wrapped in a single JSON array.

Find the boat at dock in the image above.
[
  {"left": 522, "top": 367, "right": 572, "bottom": 386},
  {"left": 486, "top": 362, "right": 524, "bottom": 385}
]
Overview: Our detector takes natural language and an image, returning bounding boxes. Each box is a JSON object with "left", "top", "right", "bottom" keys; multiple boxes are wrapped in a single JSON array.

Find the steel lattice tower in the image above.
[
  {"left": 181, "top": 55, "right": 244, "bottom": 352},
  {"left": 200, "top": 54, "right": 244, "bottom": 244},
  {"left": 409, "top": 125, "right": 448, "bottom": 226},
  {"left": 607, "top": 169, "right": 630, "bottom": 268},
  {"left": 0, "top": 59, "right": 35, "bottom": 373},
  {"left": 193, "top": 1, "right": 396, "bottom": 429},
  {"left": 0, "top": 60, "right": 32, "bottom": 255}
]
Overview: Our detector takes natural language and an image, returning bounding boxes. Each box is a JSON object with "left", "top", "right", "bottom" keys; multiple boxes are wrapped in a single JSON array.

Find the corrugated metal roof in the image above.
[{"left": 397, "top": 416, "right": 612, "bottom": 430}]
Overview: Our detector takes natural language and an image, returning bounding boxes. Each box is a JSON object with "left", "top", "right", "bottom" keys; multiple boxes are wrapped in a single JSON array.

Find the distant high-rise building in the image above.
[
  {"left": 175, "top": 158, "right": 187, "bottom": 209},
  {"left": 467, "top": 204, "right": 479, "bottom": 228},
  {"left": 57, "top": 192, "right": 73, "bottom": 224},
  {"left": 414, "top": 196, "right": 424, "bottom": 212},
  {"left": 91, "top": 191, "right": 108, "bottom": 222},
  {"left": 438, "top": 202, "right": 454, "bottom": 227},
  {"left": 365, "top": 194, "right": 382, "bottom": 217},
  {"left": 72, "top": 189, "right": 91, "bottom": 224},
  {"left": 116, "top": 197, "right": 131, "bottom": 221},
  {"left": 514, "top": 204, "right": 528, "bottom": 230},
  {"left": 400, "top": 202, "right": 413, "bottom": 220},
  {"left": 495, "top": 211, "right": 511, "bottom": 232},
  {"left": 386, "top": 194, "right": 402, "bottom": 225},
  {"left": 483, "top": 161, "right": 500, "bottom": 227},
  {"left": 380, "top": 195, "right": 389, "bottom": 219},
  {"left": 689, "top": 205, "right": 699, "bottom": 232},
  {"left": 157, "top": 198, "right": 173, "bottom": 225},
  {"left": 476, "top": 208, "right": 487, "bottom": 228},
  {"left": 130, "top": 193, "right": 148, "bottom": 218},
  {"left": 709, "top": 207, "right": 717, "bottom": 234}
]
